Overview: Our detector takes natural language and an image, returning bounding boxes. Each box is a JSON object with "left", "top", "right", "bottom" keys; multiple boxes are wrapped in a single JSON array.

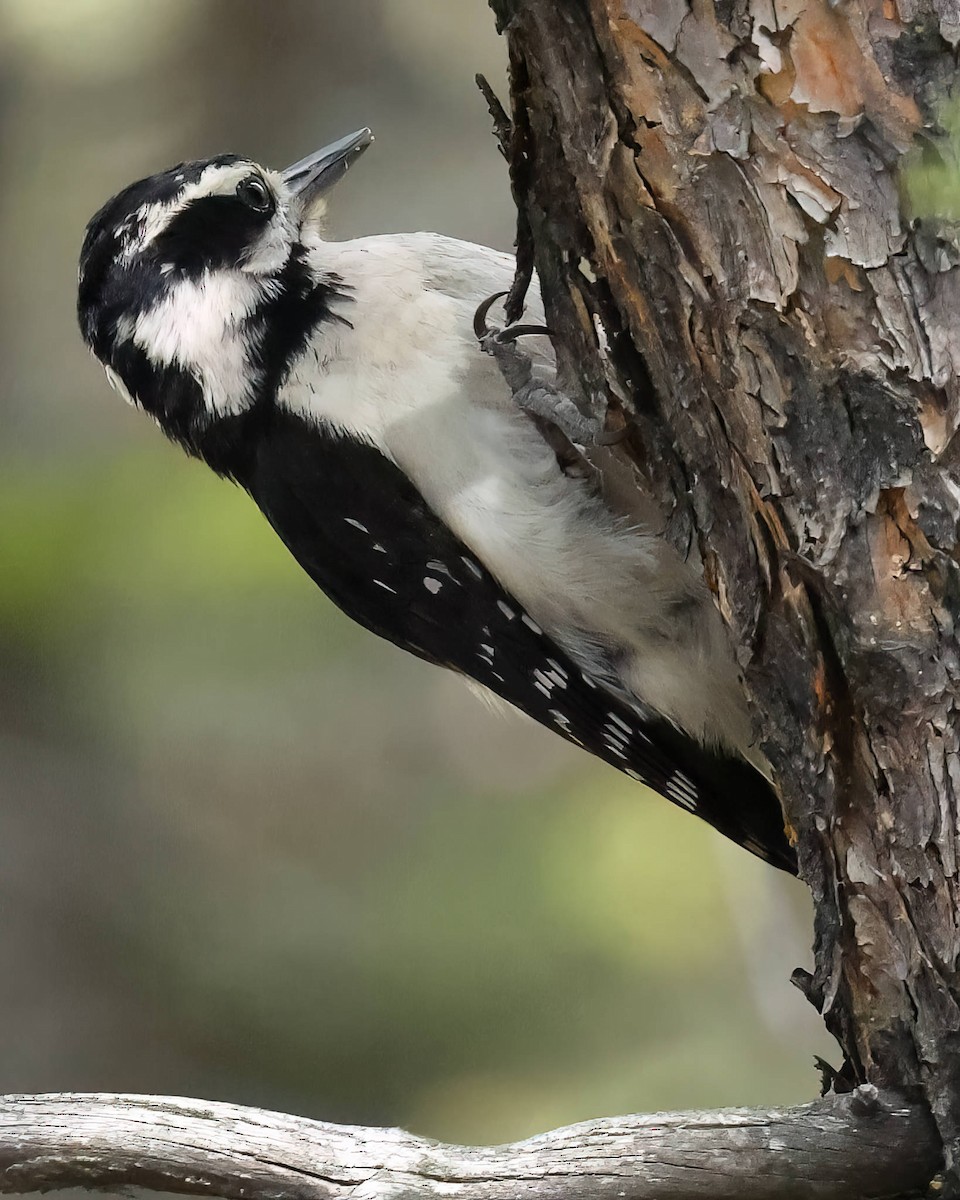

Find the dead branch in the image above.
[{"left": 0, "top": 1088, "right": 940, "bottom": 1199}]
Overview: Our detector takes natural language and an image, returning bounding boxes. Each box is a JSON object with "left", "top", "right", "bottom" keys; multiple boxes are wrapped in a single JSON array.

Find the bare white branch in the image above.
[{"left": 0, "top": 1088, "right": 940, "bottom": 1199}]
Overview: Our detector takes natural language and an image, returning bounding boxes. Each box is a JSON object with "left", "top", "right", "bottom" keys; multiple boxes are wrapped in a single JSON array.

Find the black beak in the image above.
[{"left": 282, "top": 128, "right": 374, "bottom": 205}]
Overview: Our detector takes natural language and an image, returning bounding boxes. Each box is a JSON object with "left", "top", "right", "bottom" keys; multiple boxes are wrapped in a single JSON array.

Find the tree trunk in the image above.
[{"left": 488, "top": 0, "right": 960, "bottom": 1188}]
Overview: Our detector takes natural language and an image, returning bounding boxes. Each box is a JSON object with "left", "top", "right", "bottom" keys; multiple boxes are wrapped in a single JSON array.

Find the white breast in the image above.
[
  {"left": 278, "top": 235, "right": 646, "bottom": 619},
  {"left": 277, "top": 232, "right": 758, "bottom": 759}
]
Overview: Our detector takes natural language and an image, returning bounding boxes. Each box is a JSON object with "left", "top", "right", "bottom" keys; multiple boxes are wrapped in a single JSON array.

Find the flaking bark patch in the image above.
[{"left": 491, "top": 0, "right": 960, "bottom": 1188}]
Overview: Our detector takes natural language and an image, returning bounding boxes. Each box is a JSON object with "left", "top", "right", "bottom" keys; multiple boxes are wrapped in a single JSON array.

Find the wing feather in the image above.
[{"left": 245, "top": 410, "right": 796, "bottom": 874}]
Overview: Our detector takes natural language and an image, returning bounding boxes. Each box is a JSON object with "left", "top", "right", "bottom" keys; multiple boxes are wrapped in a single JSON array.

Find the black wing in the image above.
[{"left": 243, "top": 410, "right": 796, "bottom": 874}]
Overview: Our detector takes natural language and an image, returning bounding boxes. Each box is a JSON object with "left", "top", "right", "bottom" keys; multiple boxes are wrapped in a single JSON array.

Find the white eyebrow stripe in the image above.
[{"left": 122, "top": 162, "right": 286, "bottom": 259}]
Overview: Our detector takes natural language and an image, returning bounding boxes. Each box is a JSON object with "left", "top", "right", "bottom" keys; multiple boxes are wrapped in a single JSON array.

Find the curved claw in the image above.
[
  {"left": 492, "top": 323, "right": 556, "bottom": 343},
  {"left": 473, "top": 291, "right": 510, "bottom": 339}
]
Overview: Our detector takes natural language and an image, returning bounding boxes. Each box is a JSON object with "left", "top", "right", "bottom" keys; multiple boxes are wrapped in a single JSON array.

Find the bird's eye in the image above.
[{"left": 236, "top": 176, "right": 272, "bottom": 212}]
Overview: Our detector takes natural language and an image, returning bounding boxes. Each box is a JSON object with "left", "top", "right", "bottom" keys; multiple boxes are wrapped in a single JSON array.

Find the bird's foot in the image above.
[{"left": 474, "top": 292, "right": 626, "bottom": 447}]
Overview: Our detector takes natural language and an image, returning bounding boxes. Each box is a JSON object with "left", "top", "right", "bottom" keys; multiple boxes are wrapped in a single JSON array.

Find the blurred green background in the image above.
[{"left": 0, "top": 0, "right": 833, "bottom": 1146}]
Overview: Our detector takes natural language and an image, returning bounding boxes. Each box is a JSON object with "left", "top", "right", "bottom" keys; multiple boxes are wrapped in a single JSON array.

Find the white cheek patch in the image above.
[{"left": 129, "top": 271, "right": 268, "bottom": 416}]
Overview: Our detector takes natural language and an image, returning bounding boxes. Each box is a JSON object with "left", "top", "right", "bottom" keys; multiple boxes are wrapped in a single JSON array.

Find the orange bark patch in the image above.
[
  {"left": 758, "top": 62, "right": 798, "bottom": 108},
  {"left": 867, "top": 489, "right": 937, "bottom": 637},
  {"left": 813, "top": 657, "right": 830, "bottom": 709},
  {"left": 825, "top": 255, "right": 865, "bottom": 291},
  {"left": 789, "top": 1, "right": 920, "bottom": 143},
  {"left": 610, "top": 15, "right": 674, "bottom": 72},
  {"left": 605, "top": 16, "right": 673, "bottom": 129},
  {"left": 881, "top": 487, "right": 935, "bottom": 562}
]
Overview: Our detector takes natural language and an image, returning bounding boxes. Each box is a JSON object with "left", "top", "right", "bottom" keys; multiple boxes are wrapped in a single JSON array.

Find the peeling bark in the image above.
[{"left": 488, "top": 0, "right": 960, "bottom": 1188}]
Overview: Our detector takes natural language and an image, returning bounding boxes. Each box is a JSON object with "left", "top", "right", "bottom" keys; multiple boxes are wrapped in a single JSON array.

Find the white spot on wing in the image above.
[
  {"left": 373, "top": 580, "right": 396, "bottom": 594},
  {"left": 427, "top": 560, "right": 459, "bottom": 583},
  {"left": 532, "top": 669, "right": 554, "bottom": 692},
  {"left": 549, "top": 708, "right": 572, "bottom": 732},
  {"left": 423, "top": 577, "right": 442, "bottom": 594},
  {"left": 345, "top": 518, "right": 369, "bottom": 533},
  {"left": 665, "top": 770, "right": 698, "bottom": 810},
  {"left": 607, "top": 712, "right": 633, "bottom": 736},
  {"left": 461, "top": 556, "right": 483, "bottom": 579}
]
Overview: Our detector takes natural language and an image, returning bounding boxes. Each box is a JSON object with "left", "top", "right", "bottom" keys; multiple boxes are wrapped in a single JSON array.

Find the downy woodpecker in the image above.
[{"left": 77, "top": 128, "right": 795, "bottom": 873}]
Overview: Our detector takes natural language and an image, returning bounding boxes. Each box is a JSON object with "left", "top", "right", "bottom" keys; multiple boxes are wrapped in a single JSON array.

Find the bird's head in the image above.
[{"left": 77, "top": 128, "right": 372, "bottom": 471}]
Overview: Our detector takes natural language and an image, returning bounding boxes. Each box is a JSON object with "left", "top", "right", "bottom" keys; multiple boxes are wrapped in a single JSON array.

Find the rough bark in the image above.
[
  {"left": 0, "top": 1089, "right": 941, "bottom": 1200},
  {"left": 487, "top": 0, "right": 960, "bottom": 1189}
]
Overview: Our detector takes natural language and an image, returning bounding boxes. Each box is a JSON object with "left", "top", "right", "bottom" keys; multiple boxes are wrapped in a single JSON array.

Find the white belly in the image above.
[{"left": 277, "top": 232, "right": 757, "bottom": 759}]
